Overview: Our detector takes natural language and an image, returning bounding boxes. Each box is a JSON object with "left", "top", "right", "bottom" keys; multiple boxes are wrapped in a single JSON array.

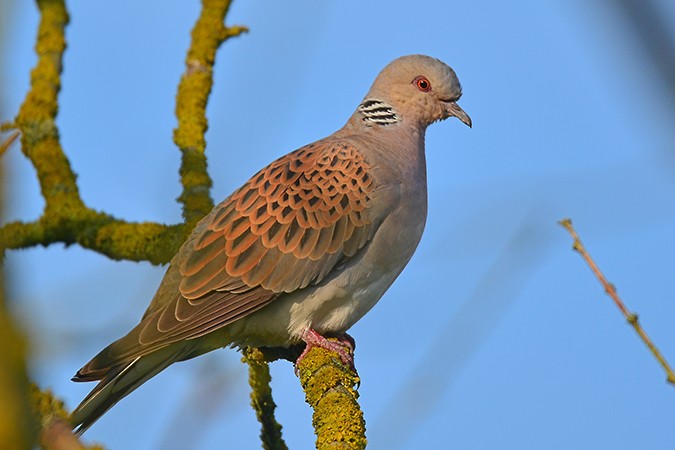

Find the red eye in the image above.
[{"left": 414, "top": 76, "right": 431, "bottom": 92}]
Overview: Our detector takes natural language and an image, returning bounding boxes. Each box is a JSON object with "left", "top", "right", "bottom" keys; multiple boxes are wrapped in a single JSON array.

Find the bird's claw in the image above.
[{"left": 294, "top": 329, "right": 357, "bottom": 375}]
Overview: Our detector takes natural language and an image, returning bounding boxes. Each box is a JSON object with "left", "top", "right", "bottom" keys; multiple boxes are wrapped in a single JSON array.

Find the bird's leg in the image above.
[{"left": 295, "top": 329, "right": 356, "bottom": 373}]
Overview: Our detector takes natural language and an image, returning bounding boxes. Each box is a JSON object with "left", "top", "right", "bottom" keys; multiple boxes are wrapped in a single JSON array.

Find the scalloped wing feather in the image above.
[{"left": 179, "top": 140, "right": 375, "bottom": 298}]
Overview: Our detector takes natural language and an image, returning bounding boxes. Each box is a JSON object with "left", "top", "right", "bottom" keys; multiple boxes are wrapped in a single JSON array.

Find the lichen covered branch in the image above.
[
  {"left": 296, "top": 345, "right": 367, "bottom": 449},
  {"left": 174, "top": 0, "right": 248, "bottom": 224},
  {"left": 244, "top": 348, "right": 288, "bottom": 450},
  {"left": 1, "top": 0, "right": 189, "bottom": 265},
  {"left": 1, "top": 0, "right": 247, "bottom": 264}
]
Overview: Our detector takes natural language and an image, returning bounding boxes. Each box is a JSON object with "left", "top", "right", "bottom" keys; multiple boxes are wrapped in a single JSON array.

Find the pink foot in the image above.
[{"left": 295, "top": 329, "right": 356, "bottom": 374}]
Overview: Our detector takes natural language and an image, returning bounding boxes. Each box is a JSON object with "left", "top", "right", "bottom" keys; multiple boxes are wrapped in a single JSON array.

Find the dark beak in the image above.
[{"left": 446, "top": 101, "right": 472, "bottom": 128}]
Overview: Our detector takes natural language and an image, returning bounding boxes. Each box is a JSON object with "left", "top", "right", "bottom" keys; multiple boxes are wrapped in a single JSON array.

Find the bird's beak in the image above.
[{"left": 445, "top": 101, "right": 472, "bottom": 128}]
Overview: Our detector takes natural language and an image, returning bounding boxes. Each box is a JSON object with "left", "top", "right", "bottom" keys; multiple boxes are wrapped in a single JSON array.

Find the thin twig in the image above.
[
  {"left": 0, "top": 130, "right": 20, "bottom": 157},
  {"left": 559, "top": 218, "right": 675, "bottom": 385}
]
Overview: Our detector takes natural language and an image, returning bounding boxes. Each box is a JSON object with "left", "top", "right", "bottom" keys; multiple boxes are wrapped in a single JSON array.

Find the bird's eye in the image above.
[{"left": 414, "top": 76, "right": 432, "bottom": 92}]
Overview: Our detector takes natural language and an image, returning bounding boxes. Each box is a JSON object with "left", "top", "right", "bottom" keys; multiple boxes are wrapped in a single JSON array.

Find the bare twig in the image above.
[
  {"left": 0, "top": 129, "right": 19, "bottom": 157},
  {"left": 559, "top": 218, "right": 675, "bottom": 385}
]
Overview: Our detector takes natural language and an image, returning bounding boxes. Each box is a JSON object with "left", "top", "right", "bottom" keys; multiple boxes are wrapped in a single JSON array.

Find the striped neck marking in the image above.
[{"left": 358, "top": 99, "right": 399, "bottom": 126}]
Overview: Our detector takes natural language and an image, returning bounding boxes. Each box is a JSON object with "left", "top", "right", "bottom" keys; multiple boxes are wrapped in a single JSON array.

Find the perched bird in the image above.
[{"left": 71, "top": 54, "right": 471, "bottom": 434}]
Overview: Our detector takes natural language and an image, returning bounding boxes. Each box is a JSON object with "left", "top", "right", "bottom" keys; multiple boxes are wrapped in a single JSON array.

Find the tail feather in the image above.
[{"left": 71, "top": 346, "right": 187, "bottom": 435}]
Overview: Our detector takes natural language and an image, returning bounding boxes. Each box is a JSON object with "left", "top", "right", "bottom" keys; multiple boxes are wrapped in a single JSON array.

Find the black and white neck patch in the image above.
[{"left": 358, "top": 99, "right": 400, "bottom": 126}]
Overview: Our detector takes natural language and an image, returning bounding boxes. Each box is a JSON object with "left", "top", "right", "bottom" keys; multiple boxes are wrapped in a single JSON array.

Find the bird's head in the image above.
[{"left": 358, "top": 54, "right": 471, "bottom": 129}]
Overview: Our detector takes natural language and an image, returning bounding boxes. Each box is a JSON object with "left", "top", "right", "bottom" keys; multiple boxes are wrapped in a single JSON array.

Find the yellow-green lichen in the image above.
[
  {"left": 173, "top": 0, "right": 248, "bottom": 223},
  {"left": 244, "top": 349, "right": 288, "bottom": 450},
  {"left": 297, "top": 346, "right": 366, "bottom": 450}
]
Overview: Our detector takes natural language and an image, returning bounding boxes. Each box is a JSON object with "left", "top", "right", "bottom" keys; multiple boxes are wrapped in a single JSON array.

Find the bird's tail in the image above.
[{"left": 70, "top": 345, "right": 187, "bottom": 435}]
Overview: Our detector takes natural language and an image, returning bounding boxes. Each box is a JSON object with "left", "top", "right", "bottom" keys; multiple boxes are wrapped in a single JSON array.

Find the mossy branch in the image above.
[
  {"left": 31, "top": 386, "right": 102, "bottom": 450},
  {"left": 0, "top": 236, "right": 34, "bottom": 450},
  {"left": 244, "top": 348, "right": 288, "bottom": 450},
  {"left": 1, "top": 2, "right": 69, "bottom": 448},
  {"left": 174, "top": 0, "right": 247, "bottom": 225},
  {"left": 1, "top": 0, "right": 189, "bottom": 264},
  {"left": 296, "top": 344, "right": 367, "bottom": 449},
  {"left": 1, "top": 0, "right": 247, "bottom": 263},
  {"left": 559, "top": 218, "right": 675, "bottom": 385}
]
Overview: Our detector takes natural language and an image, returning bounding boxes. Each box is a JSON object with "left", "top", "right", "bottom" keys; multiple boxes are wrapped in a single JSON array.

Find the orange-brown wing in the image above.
[
  {"left": 180, "top": 139, "right": 375, "bottom": 297},
  {"left": 91, "top": 140, "right": 377, "bottom": 366}
]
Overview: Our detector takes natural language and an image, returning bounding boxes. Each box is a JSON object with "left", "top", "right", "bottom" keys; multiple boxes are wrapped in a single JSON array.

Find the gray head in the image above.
[{"left": 356, "top": 54, "right": 471, "bottom": 129}]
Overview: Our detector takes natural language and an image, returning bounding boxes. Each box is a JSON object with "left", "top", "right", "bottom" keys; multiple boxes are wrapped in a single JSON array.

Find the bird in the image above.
[{"left": 70, "top": 54, "right": 471, "bottom": 434}]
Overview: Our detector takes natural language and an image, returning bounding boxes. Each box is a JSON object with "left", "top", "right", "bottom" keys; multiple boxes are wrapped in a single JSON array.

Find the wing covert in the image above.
[{"left": 179, "top": 140, "right": 375, "bottom": 298}]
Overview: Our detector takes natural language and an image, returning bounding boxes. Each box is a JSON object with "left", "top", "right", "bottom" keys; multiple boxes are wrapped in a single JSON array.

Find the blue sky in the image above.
[{"left": 3, "top": 1, "right": 675, "bottom": 449}]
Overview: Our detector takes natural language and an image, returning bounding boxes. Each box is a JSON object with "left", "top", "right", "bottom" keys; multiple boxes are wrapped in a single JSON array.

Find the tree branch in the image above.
[
  {"left": 0, "top": 2, "right": 67, "bottom": 447},
  {"left": 1, "top": 0, "right": 188, "bottom": 265},
  {"left": 174, "top": 0, "right": 247, "bottom": 225},
  {"left": 0, "top": 196, "right": 34, "bottom": 450},
  {"left": 559, "top": 218, "right": 675, "bottom": 385},
  {"left": 244, "top": 348, "right": 288, "bottom": 450},
  {"left": 31, "top": 386, "right": 102, "bottom": 450},
  {"left": 0, "top": 0, "right": 246, "bottom": 264},
  {"left": 15, "top": 0, "right": 81, "bottom": 214},
  {"left": 296, "top": 345, "right": 367, "bottom": 449}
]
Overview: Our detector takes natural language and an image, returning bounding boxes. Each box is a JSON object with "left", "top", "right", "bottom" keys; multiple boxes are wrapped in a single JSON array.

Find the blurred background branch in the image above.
[
  {"left": 0, "top": 138, "right": 35, "bottom": 450},
  {"left": 611, "top": 0, "right": 675, "bottom": 110},
  {"left": 371, "top": 216, "right": 552, "bottom": 449}
]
